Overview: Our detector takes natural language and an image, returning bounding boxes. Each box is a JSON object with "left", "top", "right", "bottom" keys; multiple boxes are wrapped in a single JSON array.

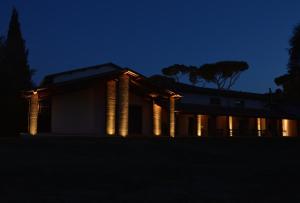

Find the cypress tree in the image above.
[
  {"left": 288, "top": 24, "right": 300, "bottom": 75},
  {"left": 1, "top": 8, "right": 33, "bottom": 136},
  {"left": 5, "top": 7, "right": 32, "bottom": 91},
  {"left": 0, "top": 37, "right": 4, "bottom": 68},
  {"left": 275, "top": 23, "right": 300, "bottom": 102}
]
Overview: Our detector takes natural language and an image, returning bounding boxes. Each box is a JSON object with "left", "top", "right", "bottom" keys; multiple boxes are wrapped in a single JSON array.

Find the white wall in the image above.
[{"left": 51, "top": 81, "right": 106, "bottom": 135}]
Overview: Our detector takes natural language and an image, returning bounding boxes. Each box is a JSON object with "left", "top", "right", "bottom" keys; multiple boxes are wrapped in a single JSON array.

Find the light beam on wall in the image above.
[
  {"left": 257, "top": 118, "right": 262, "bottom": 137},
  {"left": 257, "top": 118, "right": 266, "bottom": 136},
  {"left": 106, "top": 80, "right": 116, "bottom": 135},
  {"left": 282, "top": 119, "right": 289, "bottom": 137},
  {"left": 169, "top": 96, "right": 175, "bottom": 138},
  {"left": 153, "top": 102, "right": 162, "bottom": 136},
  {"left": 29, "top": 91, "right": 39, "bottom": 136},
  {"left": 197, "top": 115, "right": 202, "bottom": 136},
  {"left": 118, "top": 74, "right": 129, "bottom": 137},
  {"left": 229, "top": 116, "right": 233, "bottom": 137}
]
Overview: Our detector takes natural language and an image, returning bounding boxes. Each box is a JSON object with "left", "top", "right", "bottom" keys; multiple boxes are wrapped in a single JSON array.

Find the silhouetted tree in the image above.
[
  {"left": 0, "top": 8, "right": 34, "bottom": 136},
  {"left": 148, "top": 74, "right": 176, "bottom": 88},
  {"left": 160, "top": 62, "right": 248, "bottom": 89},
  {"left": 288, "top": 23, "right": 300, "bottom": 74},
  {"left": 0, "top": 37, "right": 4, "bottom": 67},
  {"left": 162, "top": 64, "right": 191, "bottom": 82},
  {"left": 5, "top": 8, "right": 33, "bottom": 90},
  {"left": 192, "top": 61, "right": 249, "bottom": 89},
  {"left": 275, "top": 23, "right": 300, "bottom": 101},
  {"left": 188, "top": 65, "right": 205, "bottom": 86}
]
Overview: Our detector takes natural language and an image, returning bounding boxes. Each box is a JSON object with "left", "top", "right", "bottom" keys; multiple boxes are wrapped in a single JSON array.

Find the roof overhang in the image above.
[{"left": 23, "top": 64, "right": 181, "bottom": 100}]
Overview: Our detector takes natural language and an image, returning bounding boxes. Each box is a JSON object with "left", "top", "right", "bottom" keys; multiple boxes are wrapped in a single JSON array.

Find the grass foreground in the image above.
[{"left": 0, "top": 136, "right": 300, "bottom": 202}]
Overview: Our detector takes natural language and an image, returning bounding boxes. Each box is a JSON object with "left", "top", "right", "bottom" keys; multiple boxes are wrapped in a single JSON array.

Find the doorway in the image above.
[{"left": 129, "top": 105, "right": 143, "bottom": 135}]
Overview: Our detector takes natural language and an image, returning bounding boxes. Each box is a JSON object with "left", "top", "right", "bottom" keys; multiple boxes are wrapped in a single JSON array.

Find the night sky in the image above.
[{"left": 1, "top": 0, "right": 300, "bottom": 93}]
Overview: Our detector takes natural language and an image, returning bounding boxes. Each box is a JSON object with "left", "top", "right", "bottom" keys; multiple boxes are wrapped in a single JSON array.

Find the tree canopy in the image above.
[
  {"left": 160, "top": 61, "right": 249, "bottom": 89},
  {"left": 148, "top": 74, "right": 176, "bottom": 88},
  {"left": 161, "top": 64, "right": 191, "bottom": 82},
  {"left": 0, "top": 37, "right": 4, "bottom": 67},
  {"left": 5, "top": 8, "right": 33, "bottom": 91},
  {"left": 275, "top": 23, "right": 300, "bottom": 102},
  {"left": 196, "top": 61, "right": 249, "bottom": 89},
  {"left": 288, "top": 23, "right": 300, "bottom": 74}
]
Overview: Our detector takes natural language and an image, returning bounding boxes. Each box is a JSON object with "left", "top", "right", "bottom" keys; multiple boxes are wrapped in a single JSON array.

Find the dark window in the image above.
[
  {"left": 210, "top": 97, "right": 221, "bottom": 105},
  {"left": 129, "top": 105, "right": 143, "bottom": 134},
  {"left": 188, "top": 117, "right": 195, "bottom": 136},
  {"left": 235, "top": 100, "right": 245, "bottom": 107}
]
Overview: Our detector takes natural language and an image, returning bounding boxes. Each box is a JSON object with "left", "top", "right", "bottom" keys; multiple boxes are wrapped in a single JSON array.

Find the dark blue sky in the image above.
[{"left": 1, "top": 0, "right": 299, "bottom": 93}]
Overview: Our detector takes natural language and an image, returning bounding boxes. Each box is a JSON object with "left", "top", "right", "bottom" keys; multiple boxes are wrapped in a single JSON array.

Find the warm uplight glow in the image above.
[
  {"left": 118, "top": 74, "right": 129, "bottom": 137},
  {"left": 29, "top": 91, "right": 39, "bottom": 136},
  {"left": 257, "top": 118, "right": 266, "bottom": 136},
  {"left": 153, "top": 103, "right": 162, "bottom": 136},
  {"left": 125, "top": 70, "right": 139, "bottom": 77},
  {"left": 257, "top": 118, "right": 262, "bottom": 137},
  {"left": 106, "top": 80, "right": 116, "bottom": 135},
  {"left": 197, "top": 115, "right": 202, "bottom": 136},
  {"left": 229, "top": 116, "right": 233, "bottom": 137},
  {"left": 282, "top": 119, "right": 289, "bottom": 137},
  {"left": 169, "top": 96, "right": 175, "bottom": 138}
]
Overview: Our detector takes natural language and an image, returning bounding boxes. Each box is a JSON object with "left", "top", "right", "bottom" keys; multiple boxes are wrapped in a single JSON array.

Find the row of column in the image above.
[
  {"left": 195, "top": 115, "right": 296, "bottom": 137},
  {"left": 28, "top": 74, "right": 176, "bottom": 137},
  {"left": 106, "top": 74, "right": 129, "bottom": 137},
  {"left": 29, "top": 91, "right": 39, "bottom": 136},
  {"left": 106, "top": 74, "right": 176, "bottom": 137}
]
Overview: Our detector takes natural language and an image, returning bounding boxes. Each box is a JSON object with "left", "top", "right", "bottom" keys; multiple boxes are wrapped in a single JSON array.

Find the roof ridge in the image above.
[
  {"left": 44, "top": 62, "right": 123, "bottom": 79},
  {"left": 174, "top": 82, "right": 266, "bottom": 96}
]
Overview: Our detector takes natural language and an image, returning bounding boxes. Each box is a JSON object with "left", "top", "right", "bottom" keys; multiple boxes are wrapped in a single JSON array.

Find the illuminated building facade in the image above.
[{"left": 24, "top": 63, "right": 300, "bottom": 137}]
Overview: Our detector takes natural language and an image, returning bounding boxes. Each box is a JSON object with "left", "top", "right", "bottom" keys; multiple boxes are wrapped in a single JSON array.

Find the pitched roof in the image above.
[
  {"left": 33, "top": 63, "right": 178, "bottom": 98},
  {"left": 172, "top": 82, "right": 267, "bottom": 100},
  {"left": 41, "top": 63, "right": 123, "bottom": 86},
  {"left": 177, "top": 103, "right": 300, "bottom": 119}
]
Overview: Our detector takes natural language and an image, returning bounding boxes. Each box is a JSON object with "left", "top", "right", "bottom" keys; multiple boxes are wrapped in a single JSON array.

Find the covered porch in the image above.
[{"left": 175, "top": 103, "right": 299, "bottom": 137}]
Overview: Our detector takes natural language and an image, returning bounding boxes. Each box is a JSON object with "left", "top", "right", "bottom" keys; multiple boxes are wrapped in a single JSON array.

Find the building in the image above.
[{"left": 24, "top": 63, "right": 300, "bottom": 137}]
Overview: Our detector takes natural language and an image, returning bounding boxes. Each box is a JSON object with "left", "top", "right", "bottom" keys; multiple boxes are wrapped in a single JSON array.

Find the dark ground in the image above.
[{"left": 0, "top": 137, "right": 300, "bottom": 203}]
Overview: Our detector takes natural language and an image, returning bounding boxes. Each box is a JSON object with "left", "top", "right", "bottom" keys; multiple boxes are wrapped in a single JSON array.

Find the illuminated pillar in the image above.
[
  {"left": 169, "top": 96, "right": 175, "bottom": 137},
  {"left": 118, "top": 74, "right": 129, "bottom": 137},
  {"left": 257, "top": 118, "right": 262, "bottom": 137},
  {"left": 197, "top": 115, "right": 202, "bottom": 136},
  {"left": 29, "top": 91, "right": 39, "bottom": 136},
  {"left": 106, "top": 80, "right": 116, "bottom": 135},
  {"left": 153, "top": 102, "right": 162, "bottom": 136},
  {"left": 257, "top": 118, "right": 266, "bottom": 137},
  {"left": 229, "top": 116, "right": 233, "bottom": 137},
  {"left": 282, "top": 119, "right": 289, "bottom": 137}
]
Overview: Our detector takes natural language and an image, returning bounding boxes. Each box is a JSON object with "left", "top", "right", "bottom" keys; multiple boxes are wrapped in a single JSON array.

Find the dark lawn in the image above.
[{"left": 0, "top": 137, "right": 299, "bottom": 202}]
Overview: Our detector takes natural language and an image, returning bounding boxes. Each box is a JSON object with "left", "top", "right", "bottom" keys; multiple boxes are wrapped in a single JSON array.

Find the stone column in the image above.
[
  {"left": 282, "top": 119, "right": 289, "bottom": 137},
  {"left": 29, "top": 92, "right": 39, "bottom": 136},
  {"left": 228, "top": 116, "right": 233, "bottom": 137},
  {"left": 118, "top": 74, "right": 129, "bottom": 137},
  {"left": 106, "top": 80, "right": 116, "bottom": 135},
  {"left": 257, "top": 118, "right": 262, "bottom": 137},
  {"left": 197, "top": 115, "right": 202, "bottom": 137},
  {"left": 169, "top": 96, "right": 175, "bottom": 137},
  {"left": 153, "top": 101, "right": 162, "bottom": 136}
]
